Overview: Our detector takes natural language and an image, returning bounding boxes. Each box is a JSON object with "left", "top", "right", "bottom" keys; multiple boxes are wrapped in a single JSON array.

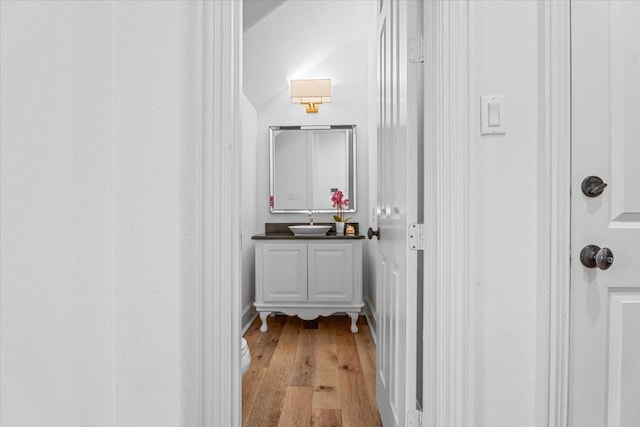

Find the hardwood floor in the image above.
[{"left": 242, "top": 315, "right": 382, "bottom": 427}]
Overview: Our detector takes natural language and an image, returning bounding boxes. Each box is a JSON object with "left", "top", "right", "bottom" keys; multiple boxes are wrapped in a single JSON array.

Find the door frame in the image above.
[
  {"left": 422, "top": 1, "right": 472, "bottom": 426},
  {"left": 536, "top": 1, "right": 571, "bottom": 426},
  {"left": 189, "top": 1, "right": 243, "bottom": 426}
]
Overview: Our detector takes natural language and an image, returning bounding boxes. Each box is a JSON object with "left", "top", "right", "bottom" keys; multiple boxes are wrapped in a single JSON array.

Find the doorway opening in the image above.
[{"left": 239, "top": 0, "right": 380, "bottom": 424}]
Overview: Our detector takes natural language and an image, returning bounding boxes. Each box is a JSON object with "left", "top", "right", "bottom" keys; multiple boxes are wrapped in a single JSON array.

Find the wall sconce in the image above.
[{"left": 290, "top": 79, "right": 331, "bottom": 113}]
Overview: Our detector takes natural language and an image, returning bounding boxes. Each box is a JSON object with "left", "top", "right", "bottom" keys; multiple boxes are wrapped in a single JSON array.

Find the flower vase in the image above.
[{"left": 335, "top": 222, "right": 345, "bottom": 236}]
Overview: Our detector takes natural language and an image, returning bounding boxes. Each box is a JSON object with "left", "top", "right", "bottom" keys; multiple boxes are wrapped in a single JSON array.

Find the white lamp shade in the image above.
[{"left": 290, "top": 79, "right": 331, "bottom": 103}]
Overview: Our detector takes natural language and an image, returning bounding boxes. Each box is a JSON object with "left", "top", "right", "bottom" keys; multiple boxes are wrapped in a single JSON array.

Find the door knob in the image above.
[
  {"left": 367, "top": 227, "right": 380, "bottom": 240},
  {"left": 580, "top": 244, "right": 614, "bottom": 270},
  {"left": 581, "top": 176, "right": 608, "bottom": 197}
]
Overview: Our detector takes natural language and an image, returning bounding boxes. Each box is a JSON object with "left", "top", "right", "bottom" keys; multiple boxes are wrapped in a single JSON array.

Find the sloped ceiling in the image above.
[
  {"left": 243, "top": 0, "right": 287, "bottom": 32},
  {"left": 243, "top": 0, "right": 374, "bottom": 110}
]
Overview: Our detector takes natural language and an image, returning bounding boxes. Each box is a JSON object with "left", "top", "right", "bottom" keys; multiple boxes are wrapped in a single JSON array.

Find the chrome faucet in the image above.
[{"left": 308, "top": 210, "right": 314, "bottom": 225}]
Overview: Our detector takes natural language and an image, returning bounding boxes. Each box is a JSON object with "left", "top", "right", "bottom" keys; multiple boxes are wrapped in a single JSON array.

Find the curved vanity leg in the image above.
[
  {"left": 349, "top": 313, "right": 359, "bottom": 333},
  {"left": 259, "top": 312, "right": 271, "bottom": 332}
]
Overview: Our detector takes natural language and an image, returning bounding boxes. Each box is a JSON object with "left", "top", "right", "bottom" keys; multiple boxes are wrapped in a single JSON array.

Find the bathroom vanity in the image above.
[{"left": 252, "top": 223, "right": 364, "bottom": 333}]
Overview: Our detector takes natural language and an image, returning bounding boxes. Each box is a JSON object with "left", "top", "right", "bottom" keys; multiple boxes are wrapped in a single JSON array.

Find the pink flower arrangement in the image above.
[{"left": 331, "top": 190, "right": 352, "bottom": 222}]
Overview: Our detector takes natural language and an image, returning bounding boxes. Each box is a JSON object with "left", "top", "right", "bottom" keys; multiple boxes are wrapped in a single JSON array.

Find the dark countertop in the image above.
[
  {"left": 251, "top": 222, "right": 366, "bottom": 240},
  {"left": 251, "top": 233, "right": 365, "bottom": 240}
]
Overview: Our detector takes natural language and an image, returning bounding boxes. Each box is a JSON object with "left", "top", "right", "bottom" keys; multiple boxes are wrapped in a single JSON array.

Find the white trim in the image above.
[
  {"left": 363, "top": 295, "right": 378, "bottom": 345},
  {"left": 241, "top": 304, "right": 258, "bottom": 334},
  {"left": 187, "top": 1, "right": 242, "bottom": 426},
  {"left": 423, "top": 2, "right": 471, "bottom": 426},
  {"left": 536, "top": 1, "right": 571, "bottom": 426}
]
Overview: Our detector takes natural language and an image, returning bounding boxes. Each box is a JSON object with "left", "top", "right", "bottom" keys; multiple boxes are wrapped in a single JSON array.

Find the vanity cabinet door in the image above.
[
  {"left": 307, "top": 243, "right": 353, "bottom": 303},
  {"left": 260, "top": 243, "right": 307, "bottom": 303}
]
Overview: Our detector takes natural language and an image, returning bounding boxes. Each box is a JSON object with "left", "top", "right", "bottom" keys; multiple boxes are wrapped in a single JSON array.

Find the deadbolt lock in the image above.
[{"left": 581, "top": 176, "right": 608, "bottom": 197}]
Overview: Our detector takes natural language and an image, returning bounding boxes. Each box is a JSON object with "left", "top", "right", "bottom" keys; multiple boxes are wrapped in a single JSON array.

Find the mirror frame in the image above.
[{"left": 269, "top": 124, "right": 356, "bottom": 214}]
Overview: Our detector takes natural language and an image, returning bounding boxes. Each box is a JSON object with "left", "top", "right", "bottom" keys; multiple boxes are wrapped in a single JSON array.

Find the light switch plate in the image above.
[{"left": 480, "top": 95, "right": 505, "bottom": 136}]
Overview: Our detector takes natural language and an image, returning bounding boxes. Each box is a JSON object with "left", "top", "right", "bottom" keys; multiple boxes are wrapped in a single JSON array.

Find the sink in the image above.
[{"left": 288, "top": 225, "right": 331, "bottom": 236}]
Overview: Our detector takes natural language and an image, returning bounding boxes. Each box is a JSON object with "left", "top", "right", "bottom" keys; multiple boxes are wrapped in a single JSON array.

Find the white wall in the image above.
[
  {"left": 111, "top": 2, "right": 189, "bottom": 425},
  {"left": 1, "top": 2, "right": 194, "bottom": 425},
  {"left": 243, "top": 0, "right": 373, "bottom": 110},
  {"left": 241, "top": 95, "right": 259, "bottom": 330},
  {"left": 1, "top": 2, "right": 114, "bottom": 425},
  {"left": 468, "top": 1, "right": 540, "bottom": 425},
  {"left": 242, "top": 0, "right": 377, "bottom": 331}
]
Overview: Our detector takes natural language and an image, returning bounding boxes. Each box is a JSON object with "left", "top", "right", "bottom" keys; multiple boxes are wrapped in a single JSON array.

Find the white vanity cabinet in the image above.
[{"left": 254, "top": 239, "right": 363, "bottom": 333}]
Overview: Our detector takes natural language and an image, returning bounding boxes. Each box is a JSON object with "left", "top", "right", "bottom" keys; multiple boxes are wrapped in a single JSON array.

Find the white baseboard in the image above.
[
  {"left": 363, "top": 296, "right": 378, "bottom": 345},
  {"left": 241, "top": 302, "right": 257, "bottom": 335}
]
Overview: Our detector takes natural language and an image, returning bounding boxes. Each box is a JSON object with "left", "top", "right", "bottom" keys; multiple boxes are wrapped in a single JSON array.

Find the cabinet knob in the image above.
[{"left": 367, "top": 227, "right": 380, "bottom": 240}]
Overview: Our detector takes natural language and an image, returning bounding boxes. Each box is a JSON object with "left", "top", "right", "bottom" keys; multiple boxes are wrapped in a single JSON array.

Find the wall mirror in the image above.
[{"left": 269, "top": 125, "right": 356, "bottom": 213}]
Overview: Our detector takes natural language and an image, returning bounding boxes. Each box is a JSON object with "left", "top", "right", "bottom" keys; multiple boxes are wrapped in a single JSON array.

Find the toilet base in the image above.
[{"left": 241, "top": 337, "right": 251, "bottom": 374}]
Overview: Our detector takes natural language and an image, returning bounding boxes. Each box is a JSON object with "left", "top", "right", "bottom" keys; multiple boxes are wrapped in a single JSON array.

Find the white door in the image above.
[
  {"left": 570, "top": 2, "right": 640, "bottom": 426},
  {"left": 374, "top": 0, "right": 422, "bottom": 425}
]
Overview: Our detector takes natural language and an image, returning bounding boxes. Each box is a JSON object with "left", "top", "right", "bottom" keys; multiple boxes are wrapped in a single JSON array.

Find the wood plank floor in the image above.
[{"left": 242, "top": 315, "right": 382, "bottom": 427}]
